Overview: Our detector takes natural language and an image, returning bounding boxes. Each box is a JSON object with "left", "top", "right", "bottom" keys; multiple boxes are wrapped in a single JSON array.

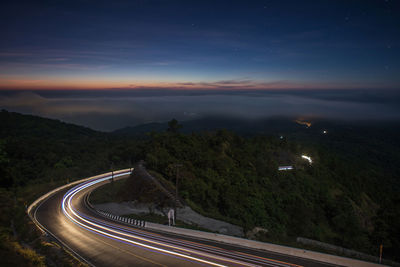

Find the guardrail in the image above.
[
  {"left": 29, "top": 169, "right": 390, "bottom": 267},
  {"left": 86, "top": 170, "right": 389, "bottom": 267},
  {"left": 82, "top": 169, "right": 150, "bottom": 229},
  {"left": 96, "top": 210, "right": 147, "bottom": 227}
]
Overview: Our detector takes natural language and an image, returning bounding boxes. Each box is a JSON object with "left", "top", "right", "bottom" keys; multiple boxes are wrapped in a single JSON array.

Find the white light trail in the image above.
[{"left": 62, "top": 171, "right": 254, "bottom": 267}]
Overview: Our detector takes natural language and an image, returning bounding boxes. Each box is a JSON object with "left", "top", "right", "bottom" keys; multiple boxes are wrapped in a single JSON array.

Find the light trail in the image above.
[
  {"left": 61, "top": 170, "right": 301, "bottom": 267},
  {"left": 62, "top": 172, "right": 237, "bottom": 266},
  {"left": 73, "top": 211, "right": 298, "bottom": 267}
]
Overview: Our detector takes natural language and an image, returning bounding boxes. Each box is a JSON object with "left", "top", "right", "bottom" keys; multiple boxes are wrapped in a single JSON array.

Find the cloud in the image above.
[
  {"left": 166, "top": 79, "right": 310, "bottom": 90},
  {"left": 116, "top": 79, "right": 390, "bottom": 92},
  {"left": 1, "top": 89, "right": 399, "bottom": 131},
  {"left": 0, "top": 91, "right": 47, "bottom": 107},
  {"left": 169, "top": 79, "right": 336, "bottom": 90},
  {"left": 0, "top": 62, "right": 110, "bottom": 71},
  {"left": 44, "top": 58, "right": 70, "bottom": 62},
  {"left": 0, "top": 91, "right": 131, "bottom": 117},
  {"left": 0, "top": 52, "right": 34, "bottom": 57}
]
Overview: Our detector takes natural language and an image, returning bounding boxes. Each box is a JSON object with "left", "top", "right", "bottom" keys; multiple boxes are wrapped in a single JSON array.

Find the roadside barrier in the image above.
[{"left": 96, "top": 210, "right": 147, "bottom": 228}]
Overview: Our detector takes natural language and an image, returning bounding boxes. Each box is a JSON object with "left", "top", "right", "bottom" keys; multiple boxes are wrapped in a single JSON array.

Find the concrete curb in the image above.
[
  {"left": 143, "top": 222, "right": 389, "bottom": 267},
  {"left": 67, "top": 169, "right": 389, "bottom": 267}
]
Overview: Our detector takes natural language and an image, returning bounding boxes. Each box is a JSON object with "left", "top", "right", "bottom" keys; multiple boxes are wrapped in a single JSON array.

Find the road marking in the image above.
[
  {"left": 32, "top": 188, "right": 96, "bottom": 267},
  {"left": 235, "top": 251, "right": 302, "bottom": 267},
  {"left": 31, "top": 170, "right": 308, "bottom": 267},
  {"left": 172, "top": 249, "right": 191, "bottom": 256},
  {"left": 91, "top": 233, "right": 168, "bottom": 267},
  {"left": 63, "top": 175, "right": 232, "bottom": 266}
]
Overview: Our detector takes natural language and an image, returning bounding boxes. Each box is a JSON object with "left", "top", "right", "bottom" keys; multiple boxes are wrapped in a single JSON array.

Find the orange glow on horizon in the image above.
[{"left": 0, "top": 76, "right": 391, "bottom": 91}]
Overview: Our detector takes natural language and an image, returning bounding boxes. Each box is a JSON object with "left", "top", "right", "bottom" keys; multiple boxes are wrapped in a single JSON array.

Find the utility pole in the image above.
[
  {"left": 111, "top": 162, "right": 114, "bottom": 183},
  {"left": 174, "top": 163, "right": 183, "bottom": 223}
]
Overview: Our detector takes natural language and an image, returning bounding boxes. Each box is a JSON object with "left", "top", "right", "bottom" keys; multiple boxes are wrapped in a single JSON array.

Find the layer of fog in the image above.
[{"left": 1, "top": 90, "right": 399, "bottom": 131}]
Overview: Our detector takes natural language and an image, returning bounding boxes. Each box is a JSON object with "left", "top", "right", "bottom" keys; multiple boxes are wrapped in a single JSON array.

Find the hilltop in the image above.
[{"left": 0, "top": 110, "right": 399, "bottom": 263}]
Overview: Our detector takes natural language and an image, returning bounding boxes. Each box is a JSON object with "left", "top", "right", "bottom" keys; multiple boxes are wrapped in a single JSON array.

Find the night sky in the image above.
[{"left": 1, "top": 0, "right": 400, "bottom": 130}]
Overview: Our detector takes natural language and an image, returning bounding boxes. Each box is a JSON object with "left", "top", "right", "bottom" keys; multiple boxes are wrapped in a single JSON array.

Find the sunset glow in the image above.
[
  {"left": 1, "top": 1, "right": 399, "bottom": 92},
  {"left": 1, "top": 0, "right": 399, "bottom": 130}
]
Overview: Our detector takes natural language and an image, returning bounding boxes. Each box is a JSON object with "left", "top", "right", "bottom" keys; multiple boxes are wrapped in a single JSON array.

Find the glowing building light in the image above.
[
  {"left": 301, "top": 155, "right": 312, "bottom": 164},
  {"left": 278, "top": 166, "right": 293, "bottom": 171}
]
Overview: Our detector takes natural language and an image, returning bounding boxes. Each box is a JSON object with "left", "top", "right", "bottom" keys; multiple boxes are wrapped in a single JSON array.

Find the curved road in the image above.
[{"left": 29, "top": 170, "right": 333, "bottom": 267}]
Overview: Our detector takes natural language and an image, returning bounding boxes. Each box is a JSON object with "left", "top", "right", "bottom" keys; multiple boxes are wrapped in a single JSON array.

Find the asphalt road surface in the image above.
[{"left": 31, "top": 170, "right": 336, "bottom": 267}]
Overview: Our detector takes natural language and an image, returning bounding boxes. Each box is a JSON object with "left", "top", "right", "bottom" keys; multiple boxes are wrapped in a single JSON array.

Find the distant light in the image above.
[
  {"left": 279, "top": 166, "right": 293, "bottom": 171},
  {"left": 323, "top": 130, "right": 327, "bottom": 134},
  {"left": 301, "top": 155, "right": 312, "bottom": 164},
  {"left": 295, "top": 120, "right": 312, "bottom": 128},
  {"left": 280, "top": 135, "right": 284, "bottom": 139}
]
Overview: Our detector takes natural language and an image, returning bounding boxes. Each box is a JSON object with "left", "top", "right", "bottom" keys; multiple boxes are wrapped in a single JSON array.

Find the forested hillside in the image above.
[
  {"left": 0, "top": 110, "right": 399, "bottom": 264},
  {"left": 0, "top": 110, "right": 141, "bottom": 188},
  {"left": 138, "top": 121, "right": 400, "bottom": 261},
  {"left": 0, "top": 110, "right": 140, "bottom": 266}
]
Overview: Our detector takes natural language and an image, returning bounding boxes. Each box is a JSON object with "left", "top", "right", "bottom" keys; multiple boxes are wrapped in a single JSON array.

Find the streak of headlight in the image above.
[{"left": 62, "top": 171, "right": 256, "bottom": 267}]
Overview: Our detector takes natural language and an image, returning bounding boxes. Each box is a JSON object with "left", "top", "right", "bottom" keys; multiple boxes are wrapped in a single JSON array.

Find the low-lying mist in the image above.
[{"left": 1, "top": 89, "right": 399, "bottom": 131}]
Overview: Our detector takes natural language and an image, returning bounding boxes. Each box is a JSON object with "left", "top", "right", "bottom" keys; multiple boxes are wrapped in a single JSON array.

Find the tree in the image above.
[
  {"left": 0, "top": 140, "right": 12, "bottom": 188},
  {"left": 0, "top": 140, "right": 7, "bottom": 164},
  {"left": 167, "top": 119, "right": 182, "bottom": 133}
]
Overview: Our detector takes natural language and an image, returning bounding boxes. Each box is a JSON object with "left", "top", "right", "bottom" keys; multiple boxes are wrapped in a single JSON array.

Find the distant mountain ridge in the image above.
[
  {"left": 0, "top": 109, "right": 102, "bottom": 140},
  {"left": 112, "top": 116, "right": 313, "bottom": 136},
  {"left": 1, "top": 109, "right": 400, "bottom": 262}
]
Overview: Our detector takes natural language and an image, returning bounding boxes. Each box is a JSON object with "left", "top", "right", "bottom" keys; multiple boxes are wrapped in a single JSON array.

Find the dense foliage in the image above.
[
  {"left": 0, "top": 110, "right": 399, "bottom": 263},
  {"left": 140, "top": 122, "right": 400, "bottom": 261},
  {"left": 0, "top": 110, "right": 139, "bottom": 266}
]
